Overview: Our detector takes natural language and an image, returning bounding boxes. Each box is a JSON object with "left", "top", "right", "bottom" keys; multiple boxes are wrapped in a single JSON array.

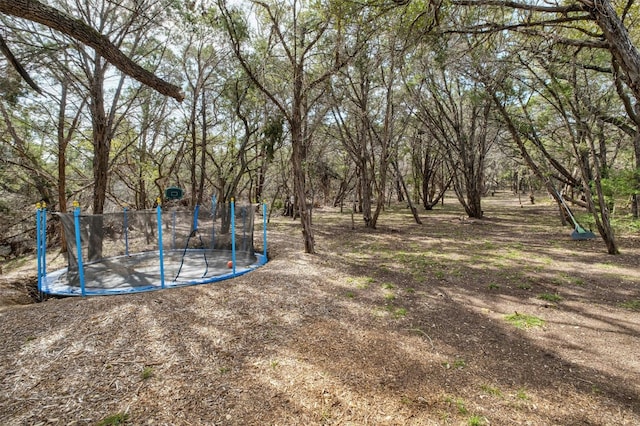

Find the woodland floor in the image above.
[{"left": 0, "top": 193, "right": 639, "bottom": 426}]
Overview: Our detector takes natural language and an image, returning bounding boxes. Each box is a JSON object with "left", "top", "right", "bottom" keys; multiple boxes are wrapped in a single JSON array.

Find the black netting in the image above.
[{"left": 50, "top": 203, "right": 262, "bottom": 293}]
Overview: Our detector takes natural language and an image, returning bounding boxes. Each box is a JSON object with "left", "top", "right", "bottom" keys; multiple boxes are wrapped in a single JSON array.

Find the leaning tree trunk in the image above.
[
  {"left": 0, "top": 0, "right": 183, "bottom": 101},
  {"left": 587, "top": 0, "right": 640, "bottom": 220},
  {"left": 586, "top": 0, "right": 640, "bottom": 102},
  {"left": 580, "top": 129, "right": 620, "bottom": 254},
  {"left": 393, "top": 161, "right": 422, "bottom": 224},
  {"left": 633, "top": 128, "right": 640, "bottom": 218}
]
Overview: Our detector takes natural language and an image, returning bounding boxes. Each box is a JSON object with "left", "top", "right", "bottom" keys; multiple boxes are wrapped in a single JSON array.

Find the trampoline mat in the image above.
[{"left": 43, "top": 249, "right": 260, "bottom": 295}]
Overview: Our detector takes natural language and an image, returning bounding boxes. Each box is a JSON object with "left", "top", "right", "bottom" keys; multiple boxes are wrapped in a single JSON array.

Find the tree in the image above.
[
  {"left": 178, "top": 28, "right": 225, "bottom": 207},
  {"left": 330, "top": 49, "right": 379, "bottom": 228},
  {"left": 110, "top": 87, "right": 174, "bottom": 209},
  {"left": 478, "top": 40, "right": 625, "bottom": 253},
  {"left": 218, "top": 0, "right": 370, "bottom": 252},
  {"left": 0, "top": 101, "right": 56, "bottom": 205},
  {"left": 410, "top": 55, "right": 496, "bottom": 218},
  {"left": 448, "top": 0, "right": 640, "bottom": 219},
  {"left": 330, "top": 9, "right": 420, "bottom": 228},
  {"left": 407, "top": 125, "right": 452, "bottom": 210},
  {"left": 208, "top": 77, "right": 262, "bottom": 205},
  {"left": 0, "top": 0, "right": 184, "bottom": 101}
]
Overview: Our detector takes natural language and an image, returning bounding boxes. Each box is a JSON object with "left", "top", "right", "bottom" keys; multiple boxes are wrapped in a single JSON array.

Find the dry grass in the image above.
[{"left": 0, "top": 194, "right": 639, "bottom": 425}]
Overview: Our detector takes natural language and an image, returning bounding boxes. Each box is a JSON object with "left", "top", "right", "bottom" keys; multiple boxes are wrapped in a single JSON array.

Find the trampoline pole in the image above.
[
  {"left": 241, "top": 206, "right": 247, "bottom": 252},
  {"left": 124, "top": 207, "right": 129, "bottom": 256},
  {"left": 157, "top": 199, "right": 165, "bottom": 289},
  {"left": 193, "top": 204, "right": 200, "bottom": 232},
  {"left": 73, "top": 202, "right": 86, "bottom": 297},
  {"left": 231, "top": 198, "right": 236, "bottom": 274},
  {"left": 263, "top": 200, "right": 267, "bottom": 261},
  {"left": 36, "top": 204, "right": 42, "bottom": 294},
  {"left": 211, "top": 195, "right": 217, "bottom": 248},
  {"left": 42, "top": 203, "right": 47, "bottom": 292}
]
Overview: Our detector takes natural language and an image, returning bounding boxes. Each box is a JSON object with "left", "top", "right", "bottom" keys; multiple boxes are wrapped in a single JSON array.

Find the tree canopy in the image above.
[{"left": 1, "top": 0, "right": 640, "bottom": 256}]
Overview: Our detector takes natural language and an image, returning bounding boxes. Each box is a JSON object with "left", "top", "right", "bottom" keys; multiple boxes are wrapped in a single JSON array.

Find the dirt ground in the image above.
[{"left": 0, "top": 194, "right": 638, "bottom": 425}]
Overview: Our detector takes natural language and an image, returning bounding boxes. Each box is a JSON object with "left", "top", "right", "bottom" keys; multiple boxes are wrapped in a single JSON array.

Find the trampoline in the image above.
[{"left": 36, "top": 198, "right": 268, "bottom": 296}]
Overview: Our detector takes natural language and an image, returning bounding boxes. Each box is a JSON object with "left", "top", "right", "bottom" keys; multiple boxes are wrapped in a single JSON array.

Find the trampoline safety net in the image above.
[{"left": 42, "top": 202, "right": 265, "bottom": 296}]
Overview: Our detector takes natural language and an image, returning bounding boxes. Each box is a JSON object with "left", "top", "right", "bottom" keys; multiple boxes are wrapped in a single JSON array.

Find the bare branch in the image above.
[
  {"left": 451, "top": 0, "right": 587, "bottom": 14},
  {"left": 516, "top": 28, "right": 608, "bottom": 49},
  {"left": 442, "top": 14, "right": 595, "bottom": 35}
]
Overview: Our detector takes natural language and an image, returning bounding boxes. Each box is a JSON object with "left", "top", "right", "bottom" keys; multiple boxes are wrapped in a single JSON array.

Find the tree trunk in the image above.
[
  {"left": 359, "top": 122, "right": 374, "bottom": 228},
  {"left": 198, "top": 89, "right": 207, "bottom": 206},
  {"left": 291, "top": 130, "right": 314, "bottom": 253},
  {"left": 57, "top": 83, "right": 68, "bottom": 252},
  {"left": 393, "top": 162, "right": 422, "bottom": 224},
  {"left": 580, "top": 128, "right": 620, "bottom": 254},
  {"left": 466, "top": 185, "right": 484, "bottom": 218},
  {"left": 584, "top": 0, "right": 640, "bottom": 101},
  {"left": 488, "top": 87, "right": 571, "bottom": 219},
  {"left": 90, "top": 59, "right": 109, "bottom": 216},
  {"left": 633, "top": 129, "right": 640, "bottom": 219},
  {"left": 190, "top": 92, "right": 198, "bottom": 208},
  {"left": 292, "top": 63, "right": 314, "bottom": 253}
]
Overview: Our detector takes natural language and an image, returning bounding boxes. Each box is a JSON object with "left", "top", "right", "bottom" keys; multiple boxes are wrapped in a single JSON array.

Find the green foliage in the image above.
[
  {"left": 455, "top": 398, "right": 468, "bottom": 415},
  {"left": 504, "top": 312, "right": 545, "bottom": 329},
  {"left": 600, "top": 168, "right": 640, "bottom": 212},
  {"left": 398, "top": 0, "right": 441, "bottom": 39},
  {"left": 601, "top": 168, "right": 640, "bottom": 198},
  {"left": 97, "top": 412, "right": 129, "bottom": 426},
  {"left": 262, "top": 116, "right": 285, "bottom": 162},
  {"left": 443, "top": 359, "right": 466, "bottom": 369},
  {"left": 0, "top": 69, "right": 29, "bottom": 106},
  {"left": 347, "top": 276, "right": 375, "bottom": 289},
  {"left": 389, "top": 306, "right": 407, "bottom": 318},
  {"left": 468, "top": 415, "right": 487, "bottom": 425},
  {"left": 619, "top": 299, "right": 640, "bottom": 311},
  {"left": 480, "top": 384, "right": 503, "bottom": 397},
  {"left": 141, "top": 366, "right": 154, "bottom": 380},
  {"left": 610, "top": 216, "right": 640, "bottom": 234},
  {"left": 467, "top": 415, "right": 487, "bottom": 426},
  {"left": 537, "top": 293, "right": 562, "bottom": 303},
  {"left": 221, "top": 6, "right": 250, "bottom": 42}
]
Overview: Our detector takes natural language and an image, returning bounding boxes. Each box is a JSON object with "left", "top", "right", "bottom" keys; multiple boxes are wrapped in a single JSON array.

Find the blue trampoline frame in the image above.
[{"left": 36, "top": 199, "right": 268, "bottom": 297}]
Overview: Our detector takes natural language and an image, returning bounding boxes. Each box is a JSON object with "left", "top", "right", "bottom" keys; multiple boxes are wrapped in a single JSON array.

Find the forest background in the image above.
[
  {"left": 2, "top": 2, "right": 640, "bottom": 424},
  {"left": 1, "top": 0, "right": 640, "bottom": 256}
]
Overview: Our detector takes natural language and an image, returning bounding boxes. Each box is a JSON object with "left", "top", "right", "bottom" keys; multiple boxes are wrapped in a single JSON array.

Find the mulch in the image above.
[{"left": 0, "top": 195, "right": 638, "bottom": 425}]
